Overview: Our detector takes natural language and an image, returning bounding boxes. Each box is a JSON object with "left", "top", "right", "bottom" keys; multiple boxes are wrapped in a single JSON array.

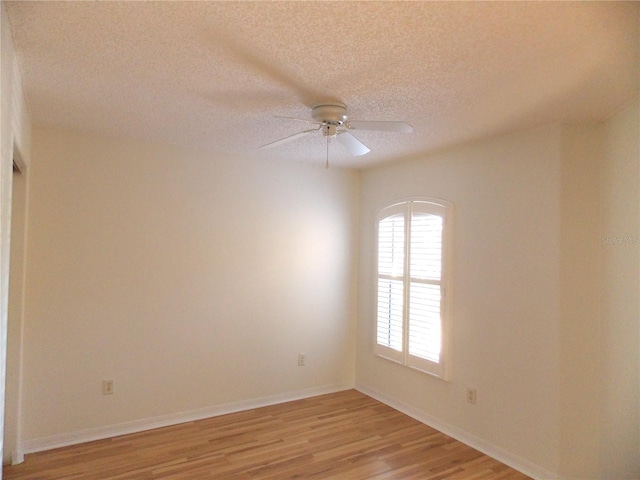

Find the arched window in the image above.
[{"left": 375, "top": 198, "right": 452, "bottom": 379}]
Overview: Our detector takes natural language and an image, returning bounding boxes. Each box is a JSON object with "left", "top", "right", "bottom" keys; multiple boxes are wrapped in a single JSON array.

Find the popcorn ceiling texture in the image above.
[{"left": 4, "top": 1, "right": 639, "bottom": 168}]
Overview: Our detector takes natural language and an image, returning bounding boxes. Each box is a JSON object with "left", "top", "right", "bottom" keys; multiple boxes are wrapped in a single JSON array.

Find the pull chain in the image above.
[{"left": 326, "top": 134, "right": 330, "bottom": 169}]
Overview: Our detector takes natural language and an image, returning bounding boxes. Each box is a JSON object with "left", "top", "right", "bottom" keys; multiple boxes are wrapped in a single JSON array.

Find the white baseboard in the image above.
[
  {"left": 355, "top": 382, "right": 559, "bottom": 480},
  {"left": 20, "top": 382, "right": 353, "bottom": 458}
]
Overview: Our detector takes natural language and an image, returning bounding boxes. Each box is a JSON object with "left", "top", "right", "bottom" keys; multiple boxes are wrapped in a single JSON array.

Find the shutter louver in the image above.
[
  {"left": 409, "top": 214, "right": 442, "bottom": 281},
  {"left": 378, "top": 214, "right": 405, "bottom": 277},
  {"left": 377, "top": 279, "right": 404, "bottom": 351},
  {"left": 408, "top": 213, "right": 443, "bottom": 362},
  {"left": 376, "top": 214, "right": 404, "bottom": 352},
  {"left": 409, "top": 282, "right": 441, "bottom": 362}
]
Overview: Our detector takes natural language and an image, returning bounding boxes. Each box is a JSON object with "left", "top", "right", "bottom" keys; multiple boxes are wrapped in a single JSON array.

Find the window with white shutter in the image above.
[{"left": 375, "top": 199, "right": 452, "bottom": 379}]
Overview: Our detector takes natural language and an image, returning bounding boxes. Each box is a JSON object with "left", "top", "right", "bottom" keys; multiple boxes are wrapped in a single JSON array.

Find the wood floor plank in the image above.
[{"left": 3, "top": 390, "right": 531, "bottom": 479}]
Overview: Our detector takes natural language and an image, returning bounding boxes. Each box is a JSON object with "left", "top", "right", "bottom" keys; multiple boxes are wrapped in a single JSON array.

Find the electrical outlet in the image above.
[
  {"left": 466, "top": 388, "right": 476, "bottom": 405},
  {"left": 103, "top": 379, "right": 114, "bottom": 395},
  {"left": 298, "top": 353, "right": 306, "bottom": 366}
]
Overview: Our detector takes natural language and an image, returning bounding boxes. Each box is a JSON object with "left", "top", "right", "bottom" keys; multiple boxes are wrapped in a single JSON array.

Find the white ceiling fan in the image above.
[{"left": 259, "top": 102, "right": 413, "bottom": 166}]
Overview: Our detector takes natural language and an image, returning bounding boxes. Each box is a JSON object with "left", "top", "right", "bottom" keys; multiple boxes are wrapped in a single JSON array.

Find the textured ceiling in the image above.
[{"left": 4, "top": 1, "right": 639, "bottom": 169}]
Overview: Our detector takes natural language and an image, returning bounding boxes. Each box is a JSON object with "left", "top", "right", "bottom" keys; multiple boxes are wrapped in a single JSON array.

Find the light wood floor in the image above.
[{"left": 3, "top": 390, "right": 531, "bottom": 479}]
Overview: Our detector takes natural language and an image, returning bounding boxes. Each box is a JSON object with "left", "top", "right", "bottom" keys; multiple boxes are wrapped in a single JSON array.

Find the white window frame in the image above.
[{"left": 374, "top": 198, "right": 453, "bottom": 380}]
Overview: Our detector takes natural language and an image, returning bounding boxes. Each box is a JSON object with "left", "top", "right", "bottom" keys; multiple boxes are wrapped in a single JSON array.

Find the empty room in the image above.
[{"left": 0, "top": 2, "right": 638, "bottom": 479}]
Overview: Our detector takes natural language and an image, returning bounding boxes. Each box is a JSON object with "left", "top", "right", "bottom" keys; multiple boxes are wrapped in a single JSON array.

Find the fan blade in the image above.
[
  {"left": 259, "top": 128, "right": 318, "bottom": 149},
  {"left": 206, "top": 30, "right": 325, "bottom": 106},
  {"left": 346, "top": 120, "right": 413, "bottom": 133},
  {"left": 337, "top": 132, "right": 370, "bottom": 156}
]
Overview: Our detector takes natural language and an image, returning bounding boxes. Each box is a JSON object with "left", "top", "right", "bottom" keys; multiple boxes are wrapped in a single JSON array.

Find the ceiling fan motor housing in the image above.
[{"left": 312, "top": 102, "right": 348, "bottom": 125}]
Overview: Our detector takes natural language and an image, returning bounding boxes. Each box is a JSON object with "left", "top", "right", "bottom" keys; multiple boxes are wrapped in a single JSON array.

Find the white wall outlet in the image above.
[
  {"left": 103, "top": 379, "right": 114, "bottom": 395},
  {"left": 297, "top": 353, "right": 306, "bottom": 366},
  {"left": 466, "top": 388, "right": 476, "bottom": 404}
]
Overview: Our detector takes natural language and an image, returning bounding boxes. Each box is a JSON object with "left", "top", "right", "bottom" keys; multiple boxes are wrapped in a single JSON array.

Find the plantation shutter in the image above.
[{"left": 375, "top": 199, "right": 451, "bottom": 380}]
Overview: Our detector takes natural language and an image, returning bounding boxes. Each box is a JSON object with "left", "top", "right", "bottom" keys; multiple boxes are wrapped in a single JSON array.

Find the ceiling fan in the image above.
[{"left": 259, "top": 102, "right": 413, "bottom": 166}]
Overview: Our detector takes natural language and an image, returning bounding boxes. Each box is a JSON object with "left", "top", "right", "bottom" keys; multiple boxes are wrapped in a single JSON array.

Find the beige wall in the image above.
[
  {"left": 356, "top": 103, "right": 640, "bottom": 479},
  {"left": 599, "top": 98, "right": 640, "bottom": 478},
  {"left": 18, "top": 127, "right": 359, "bottom": 443},
  {"left": 558, "top": 124, "right": 603, "bottom": 478}
]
